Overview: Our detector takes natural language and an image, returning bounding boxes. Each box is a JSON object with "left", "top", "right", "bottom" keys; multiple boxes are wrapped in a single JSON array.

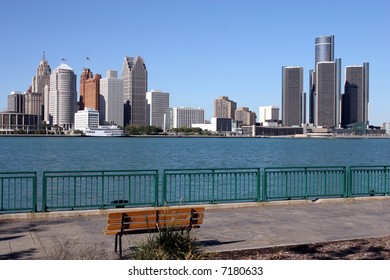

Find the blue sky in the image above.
[{"left": 0, "top": 0, "right": 389, "bottom": 125}]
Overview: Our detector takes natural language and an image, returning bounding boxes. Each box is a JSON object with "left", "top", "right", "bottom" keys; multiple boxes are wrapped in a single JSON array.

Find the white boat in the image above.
[{"left": 84, "top": 126, "right": 125, "bottom": 137}]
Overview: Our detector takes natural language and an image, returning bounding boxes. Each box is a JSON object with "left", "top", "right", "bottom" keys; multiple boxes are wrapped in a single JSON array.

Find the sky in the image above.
[{"left": 0, "top": 0, "right": 389, "bottom": 125}]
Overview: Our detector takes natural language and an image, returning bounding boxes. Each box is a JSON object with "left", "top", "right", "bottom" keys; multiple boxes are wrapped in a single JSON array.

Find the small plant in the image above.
[
  {"left": 129, "top": 228, "right": 204, "bottom": 260},
  {"left": 49, "top": 239, "right": 108, "bottom": 260}
]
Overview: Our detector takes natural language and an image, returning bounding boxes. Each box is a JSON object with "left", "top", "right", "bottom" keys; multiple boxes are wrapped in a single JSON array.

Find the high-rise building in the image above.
[
  {"left": 99, "top": 70, "right": 124, "bottom": 126},
  {"left": 30, "top": 52, "right": 51, "bottom": 118},
  {"left": 282, "top": 66, "right": 304, "bottom": 126},
  {"left": 315, "top": 35, "right": 334, "bottom": 65},
  {"left": 48, "top": 63, "right": 77, "bottom": 130},
  {"left": 214, "top": 96, "right": 237, "bottom": 120},
  {"left": 235, "top": 107, "right": 256, "bottom": 126},
  {"left": 121, "top": 56, "right": 147, "bottom": 126},
  {"left": 79, "top": 68, "right": 101, "bottom": 111},
  {"left": 310, "top": 35, "right": 341, "bottom": 128},
  {"left": 342, "top": 62, "right": 369, "bottom": 127},
  {"left": 7, "top": 91, "right": 25, "bottom": 113},
  {"left": 146, "top": 90, "right": 169, "bottom": 131},
  {"left": 170, "top": 107, "right": 204, "bottom": 129}
]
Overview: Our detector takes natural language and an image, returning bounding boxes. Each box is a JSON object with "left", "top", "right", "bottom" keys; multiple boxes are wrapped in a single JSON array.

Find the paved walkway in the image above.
[{"left": 0, "top": 197, "right": 390, "bottom": 259}]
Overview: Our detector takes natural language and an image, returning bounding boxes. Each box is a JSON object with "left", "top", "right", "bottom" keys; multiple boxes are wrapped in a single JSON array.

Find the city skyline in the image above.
[{"left": 0, "top": 0, "right": 389, "bottom": 125}]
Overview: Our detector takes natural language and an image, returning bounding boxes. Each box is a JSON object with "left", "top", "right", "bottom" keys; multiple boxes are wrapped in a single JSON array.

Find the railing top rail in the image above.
[
  {"left": 264, "top": 166, "right": 346, "bottom": 171},
  {"left": 163, "top": 167, "right": 261, "bottom": 174},
  {"left": 350, "top": 165, "right": 390, "bottom": 170},
  {"left": 43, "top": 169, "right": 159, "bottom": 176},
  {"left": 0, "top": 171, "right": 37, "bottom": 176}
]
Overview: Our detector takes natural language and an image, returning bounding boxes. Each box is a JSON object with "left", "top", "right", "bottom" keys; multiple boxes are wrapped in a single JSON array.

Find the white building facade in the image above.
[
  {"left": 74, "top": 108, "right": 99, "bottom": 131},
  {"left": 99, "top": 70, "right": 124, "bottom": 126},
  {"left": 170, "top": 107, "right": 204, "bottom": 128},
  {"left": 146, "top": 90, "right": 169, "bottom": 131},
  {"left": 48, "top": 63, "right": 77, "bottom": 130},
  {"left": 259, "top": 106, "right": 280, "bottom": 124}
]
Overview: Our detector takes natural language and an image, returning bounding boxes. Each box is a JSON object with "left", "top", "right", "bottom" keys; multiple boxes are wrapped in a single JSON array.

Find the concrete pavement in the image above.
[{"left": 0, "top": 197, "right": 390, "bottom": 259}]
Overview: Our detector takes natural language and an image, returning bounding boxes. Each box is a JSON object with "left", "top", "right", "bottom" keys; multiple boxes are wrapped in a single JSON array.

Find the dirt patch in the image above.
[{"left": 209, "top": 236, "right": 390, "bottom": 260}]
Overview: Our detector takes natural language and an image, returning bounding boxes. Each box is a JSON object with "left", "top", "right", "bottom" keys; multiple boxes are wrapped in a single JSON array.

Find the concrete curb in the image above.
[{"left": 0, "top": 196, "right": 388, "bottom": 221}]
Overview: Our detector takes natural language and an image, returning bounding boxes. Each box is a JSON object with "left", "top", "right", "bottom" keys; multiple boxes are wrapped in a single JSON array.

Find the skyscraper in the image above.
[
  {"left": 282, "top": 66, "right": 304, "bottom": 126},
  {"left": 342, "top": 62, "right": 369, "bottom": 127},
  {"left": 79, "top": 68, "right": 101, "bottom": 111},
  {"left": 146, "top": 90, "right": 169, "bottom": 131},
  {"left": 48, "top": 63, "right": 77, "bottom": 130},
  {"left": 170, "top": 107, "right": 204, "bottom": 128},
  {"left": 99, "top": 70, "right": 124, "bottom": 126},
  {"left": 121, "top": 56, "right": 147, "bottom": 126},
  {"left": 28, "top": 52, "right": 51, "bottom": 117},
  {"left": 310, "top": 35, "right": 341, "bottom": 128},
  {"left": 214, "top": 96, "right": 237, "bottom": 120}
]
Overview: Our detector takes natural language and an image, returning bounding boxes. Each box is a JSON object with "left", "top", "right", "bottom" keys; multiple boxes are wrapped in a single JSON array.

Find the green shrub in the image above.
[{"left": 129, "top": 228, "right": 204, "bottom": 260}]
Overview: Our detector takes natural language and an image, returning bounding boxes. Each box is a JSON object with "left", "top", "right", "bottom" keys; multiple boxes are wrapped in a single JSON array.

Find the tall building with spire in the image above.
[
  {"left": 79, "top": 68, "right": 101, "bottom": 110},
  {"left": 282, "top": 66, "right": 305, "bottom": 126},
  {"left": 121, "top": 56, "right": 147, "bottom": 126},
  {"left": 310, "top": 35, "right": 341, "bottom": 128},
  {"left": 26, "top": 52, "right": 51, "bottom": 118},
  {"left": 48, "top": 63, "right": 77, "bottom": 130}
]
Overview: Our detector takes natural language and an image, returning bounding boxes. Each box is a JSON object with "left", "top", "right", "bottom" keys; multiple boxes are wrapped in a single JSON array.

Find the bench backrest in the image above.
[{"left": 105, "top": 207, "right": 205, "bottom": 235}]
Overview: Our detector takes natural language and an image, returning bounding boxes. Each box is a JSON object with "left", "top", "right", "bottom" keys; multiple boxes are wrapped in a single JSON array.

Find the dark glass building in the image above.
[
  {"left": 282, "top": 66, "right": 305, "bottom": 126},
  {"left": 342, "top": 63, "right": 369, "bottom": 127}
]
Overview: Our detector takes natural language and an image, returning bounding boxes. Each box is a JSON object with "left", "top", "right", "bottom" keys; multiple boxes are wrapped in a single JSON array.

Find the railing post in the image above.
[
  {"left": 101, "top": 171, "right": 105, "bottom": 209},
  {"left": 33, "top": 173, "right": 37, "bottom": 212},
  {"left": 211, "top": 169, "right": 215, "bottom": 204},
  {"left": 262, "top": 168, "right": 267, "bottom": 202},
  {"left": 256, "top": 168, "right": 261, "bottom": 202},
  {"left": 154, "top": 171, "right": 159, "bottom": 207},
  {"left": 42, "top": 173, "right": 47, "bottom": 212},
  {"left": 162, "top": 170, "right": 167, "bottom": 206},
  {"left": 304, "top": 168, "right": 308, "bottom": 199}
]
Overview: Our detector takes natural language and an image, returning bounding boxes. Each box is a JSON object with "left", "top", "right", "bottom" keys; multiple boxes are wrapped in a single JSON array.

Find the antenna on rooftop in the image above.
[
  {"left": 42, "top": 51, "right": 46, "bottom": 60},
  {"left": 85, "top": 57, "right": 90, "bottom": 69}
]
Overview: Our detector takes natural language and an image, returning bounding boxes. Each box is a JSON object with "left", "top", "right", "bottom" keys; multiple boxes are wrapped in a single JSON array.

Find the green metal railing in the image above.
[
  {"left": 349, "top": 166, "right": 390, "bottom": 197},
  {"left": 263, "top": 166, "right": 347, "bottom": 200},
  {"left": 162, "top": 168, "right": 261, "bottom": 205},
  {"left": 0, "top": 172, "right": 37, "bottom": 213},
  {"left": 42, "top": 170, "right": 159, "bottom": 211},
  {"left": 1, "top": 165, "right": 390, "bottom": 214}
]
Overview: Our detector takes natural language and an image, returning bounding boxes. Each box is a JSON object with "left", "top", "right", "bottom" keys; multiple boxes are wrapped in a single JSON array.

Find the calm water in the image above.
[{"left": 1, "top": 137, "right": 390, "bottom": 173}]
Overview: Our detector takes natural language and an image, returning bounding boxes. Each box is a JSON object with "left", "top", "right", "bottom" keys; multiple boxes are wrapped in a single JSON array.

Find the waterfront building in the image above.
[
  {"left": 146, "top": 90, "right": 169, "bottom": 131},
  {"left": 214, "top": 96, "right": 237, "bottom": 120},
  {"left": 121, "top": 56, "right": 148, "bottom": 126},
  {"left": 74, "top": 107, "right": 99, "bottom": 132},
  {"left": 310, "top": 35, "right": 341, "bottom": 128},
  {"left": 235, "top": 107, "right": 256, "bottom": 126},
  {"left": 342, "top": 63, "right": 369, "bottom": 127},
  {"left": 99, "top": 70, "right": 124, "bottom": 126},
  {"left": 282, "top": 66, "right": 305, "bottom": 126},
  {"left": 79, "top": 68, "right": 101, "bottom": 111},
  {"left": 259, "top": 106, "right": 279, "bottom": 126},
  {"left": 383, "top": 122, "right": 390, "bottom": 135},
  {"left": 192, "top": 117, "right": 232, "bottom": 132},
  {"left": 48, "top": 63, "right": 77, "bottom": 130},
  {"left": 30, "top": 52, "right": 51, "bottom": 117},
  {"left": 7, "top": 91, "right": 25, "bottom": 113},
  {"left": 170, "top": 107, "right": 204, "bottom": 129},
  {"left": 0, "top": 112, "right": 40, "bottom": 134}
]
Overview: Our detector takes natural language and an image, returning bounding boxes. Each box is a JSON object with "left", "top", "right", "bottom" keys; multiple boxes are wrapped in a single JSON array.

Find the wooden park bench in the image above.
[{"left": 105, "top": 207, "right": 205, "bottom": 258}]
